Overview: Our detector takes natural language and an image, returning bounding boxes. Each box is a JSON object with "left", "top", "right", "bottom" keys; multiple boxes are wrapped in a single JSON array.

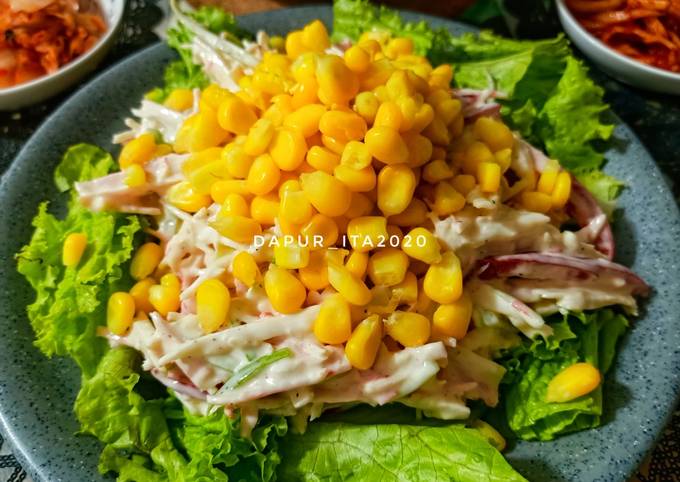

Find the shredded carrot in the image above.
[
  {"left": 567, "top": 0, "right": 680, "bottom": 72},
  {"left": 0, "top": 0, "right": 106, "bottom": 88}
]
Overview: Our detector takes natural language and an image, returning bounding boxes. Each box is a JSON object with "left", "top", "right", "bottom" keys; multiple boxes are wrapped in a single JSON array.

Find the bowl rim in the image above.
[
  {"left": 0, "top": 0, "right": 125, "bottom": 97},
  {"left": 555, "top": 0, "right": 680, "bottom": 81}
]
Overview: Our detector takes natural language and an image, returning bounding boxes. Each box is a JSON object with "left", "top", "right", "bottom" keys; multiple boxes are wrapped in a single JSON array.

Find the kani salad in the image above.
[{"left": 16, "top": 0, "right": 649, "bottom": 480}]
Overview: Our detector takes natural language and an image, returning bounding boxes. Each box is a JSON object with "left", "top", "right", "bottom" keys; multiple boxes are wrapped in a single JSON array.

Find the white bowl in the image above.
[
  {"left": 556, "top": 0, "right": 680, "bottom": 95},
  {"left": 0, "top": 0, "right": 124, "bottom": 111}
]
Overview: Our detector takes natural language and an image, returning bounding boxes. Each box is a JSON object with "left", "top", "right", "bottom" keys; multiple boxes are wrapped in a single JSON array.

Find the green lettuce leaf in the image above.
[
  {"left": 147, "top": 6, "right": 252, "bottom": 102},
  {"left": 497, "top": 310, "right": 628, "bottom": 441},
  {"left": 278, "top": 422, "right": 527, "bottom": 481},
  {"left": 77, "top": 346, "right": 287, "bottom": 481},
  {"left": 331, "top": 0, "right": 436, "bottom": 54},
  {"left": 16, "top": 144, "right": 143, "bottom": 376}
]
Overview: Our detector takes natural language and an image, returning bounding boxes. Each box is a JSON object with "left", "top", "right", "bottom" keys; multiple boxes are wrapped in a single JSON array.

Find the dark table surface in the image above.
[{"left": 0, "top": 1, "right": 678, "bottom": 481}]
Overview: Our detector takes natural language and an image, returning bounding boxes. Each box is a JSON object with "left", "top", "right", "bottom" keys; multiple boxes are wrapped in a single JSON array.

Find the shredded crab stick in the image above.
[{"left": 70, "top": 14, "right": 649, "bottom": 428}]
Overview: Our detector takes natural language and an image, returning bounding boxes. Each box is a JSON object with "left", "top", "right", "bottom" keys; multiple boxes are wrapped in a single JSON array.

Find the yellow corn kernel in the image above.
[
  {"left": 263, "top": 95, "right": 295, "bottom": 126},
  {"left": 278, "top": 178, "right": 301, "bottom": 196},
  {"left": 403, "top": 132, "right": 433, "bottom": 167},
  {"left": 470, "top": 420, "right": 506, "bottom": 452},
  {"left": 119, "top": 133, "right": 156, "bottom": 168},
  {"left": 221, "top": 143, "right": 253, "bottom": 179},
  {"left": 423, "top": 115, "right": 450, "bottom": 146},
  {"left": 346, "top": 216, "right": 389, "bottom": 252},
  {"left": 345, "top": 192, "right": 374, "bottom": 218},
  {"left": 367, "top": 248, "right": 409, "bottom": 287},
  {"left": 269, "top": 35, "right": 285, "bottom": 51},
  {"left": 359, "top": 57, "right": 395, "bottom": 91},
  {"left": 300, "top": 214, "right": 338, "bottom": 249},
  {"left": 433, "top": 292, "right": 472, "bottom": 339},
  {"left": 345, "top": 250, "right": 369, "bottom": 278},
  {"left": 357, "top": 38, "right": 380, "bottom": 55},
  {"left": 250, "top": 194, "right": 280, "bottom": 225},
  {"left": 200, "top": 84, "right": 232, "bottom": 111},
  {"left": 154, "top": 144, "right": 173, "bottom": 158},
  {"left": 165, "top": 181, "right": 212, "bottom": 213},
  {"left": 148, "top": 280, "right": 180, "bottom": 317},
  {"left": 211, "top": 215, "right": 262, "bottom": 244},
  {"left": 130, "top": 242, "right": 163, "bottom": 280},
  {"left": 217, "top": 97, "right": 258, "bottom": 135},
  {"left": 291, "top": 77, "right": 319, "bottom": 108},
  {"left": 377, "top": 165, "right": 416, "bottom": 216},
  {"left": 477, "top": 162, "right": 501, "bottom": 193},
  {"left": 301, "top": 19, "right": 330, "bottom": 52},
  {"left": 123, "top": 164, "right": 147, "bottom": 188},
  {"left": 545, "top": 362, "right": 601, "bottom": 403},
  {"left": 494, "top": 148, "right": 512, "bottom": 174},
  {"left": 462, "top": 141, "right": 494, "bottom": 175},
  {"left": 328, "top": 262, "right": 372, "bottom": 305},
  {"left": 326, "top": 249, "right": 349, "bottom": 267},
  {"left": 187, "top": 160, "right": 231, "bottom": 196},
  {"left": 384, "top": 311, "right": 430, "bottom": 347},
  {"left": 435, "top": 98, "right": 462, "bottom": 126},
  {"left": 232, "top": 251, "right": 260, "bottom": 287},
  {"left": 451, "top": 174, "right": 476, "bottom": 196},
  {"left": 283, "top": 103, "right": 325, "bottom": 138},
  {"left": 374, "top": 101, "right": 403, "bottom": 131},
  {"left": 129, "top": 277, "right": 155, "bottom": 313},
  {"left": 285, "top": 30, "right": 307, "bottom": 58},
  {"left": 344, "top": 44, "right": 371, "bottom": 73},
  {"left": 280, "top": 189, "right": 314, "bottom": 226},
  {"left": 211, "top": 179, "right": 250, "bottom": 204},
  {"left": 387, "top": 199, "right": 426, "bottom": 230},
  {"left": 321, "top": 134, "right": 347, "bottom": 155},
  {"left": 473, "top": 116, "right": 514, "bottom": 152},
  {"left": 345, "top": 314, "right": 383, "bottom": 369},
  {"left": 269, "top": 127, "right": 307, "bottom": 171},
  {"left": 429, "top": 64, "right": 453, "bottom": 89},
  {"left": 305, "top": 145, "right": 340, "bottom": 174},
  {"left": 365, "top": 126, "right": 409, "bottom": 165},
  {"left": 520, "top": 191, "right": 552, "bottom": 213},
  {"left": 551, "top": 172, "right": 572, "bottom": 209},
  {"left": 196, "top": 279, "right": 231, "bottom": 333},
  {"left": 62, "top": 232, "right": 87, "bottom": 267},
  {"left": 432, "top": 181, "right": 465, "bottom": 216},
  {"left": 353, "top": 91, "right": 380, "bottom": 124},
  {"left": 291, "top": 51, "right": 316, "bottom": 80},
  {"left": 246, "top": 154, "right": 281, "bottom": 195},
  {"left": 385, "top": 69, "right": 414, "bottom": 99},
  {"left": 334, "top": 215, "right": 350, "bottom": 235},
  {"left": 334, "top": 164, "right": 376, "bottom": 192},
  {"left": 274, "top": 243, "right": 310, "bottom": 269},
  {"left": 431, "top": 147, "right": 446, "bottom": 161},
  {"left": 319, "top": 110, "right": 367, "bottom": 143},
  {"left": 340, "top": 141, "right": 372, "bottom": 170},
  {"left": 410, "top": 102, "right": 435, "bottom": 133},
  {"left": 164, "top": 88, "right": 194, "bottom": 111},
  {"left": 220, "top": 193, "right": 250, "bottom": 217},
  {"left": 242, "top": 118, "right": 275, "bottom": 157},
  {"left": 390, "top": 37, "right": 414, "bottom": 56},
  {"left": 107, "top": 292, "right": 136, "bottom": 335},
  {"left": 314, "top": 294, "right": 352, "bottom": 344},
  {"left": 402, "top": 227, "right": 441, "bottom": 264},
  {"left": 423, "top": 159, "right": 454, "bottom": 184},
  {"left": 175, "top": 109, "right": 231, "bottom": 154},
  {"left": 316, "top": 55, "right": 359, "bottom": 105},
  {"left": 424, "top": 251, "right": 463, "bottom": 304},
  {"left": 299, "top": 250, "right": 329, "bottom": 290},
  {"left": 392, "top": 271, "right": 417, "bottom": 304},
  {"left": 264, "top": 265, "right": 306, "bottom": 313},
  {"left": 300, "top": 171, "right": 351, "bottom": 217}
]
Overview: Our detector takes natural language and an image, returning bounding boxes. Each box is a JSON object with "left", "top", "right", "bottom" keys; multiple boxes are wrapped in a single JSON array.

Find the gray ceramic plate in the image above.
[{"left": 0, "top": 6, "right": 679, "bottom": 482}]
